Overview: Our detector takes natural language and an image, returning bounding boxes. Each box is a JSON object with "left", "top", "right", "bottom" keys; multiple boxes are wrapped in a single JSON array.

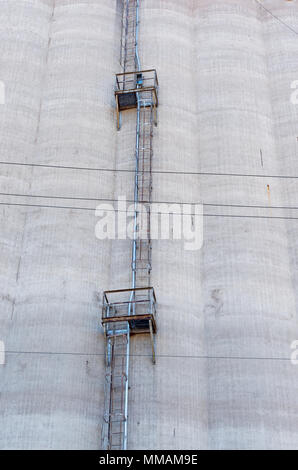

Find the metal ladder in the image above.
[
  {"left": 102, "top": 0, "right": 139, "bottom": 451},
  {"left": 133, "top": 96, "right": 154, "bottom": 289},
  {"left": 102, "top": 322, "right": 129, "bottom": 450},
  {"left": 102, "top": 0, "right": 156, "bottom": 450},
  {"left": 120, "top": 0, "right": 138, "bottom": 74}
]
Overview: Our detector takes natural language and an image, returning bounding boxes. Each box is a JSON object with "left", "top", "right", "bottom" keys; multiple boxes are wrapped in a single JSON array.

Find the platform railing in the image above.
[
  {"left": 115, "top": 69, "right": 158, "bottom": 92},
  {"left": 102, "top": 287, "right": 156, "bottom": 327}
]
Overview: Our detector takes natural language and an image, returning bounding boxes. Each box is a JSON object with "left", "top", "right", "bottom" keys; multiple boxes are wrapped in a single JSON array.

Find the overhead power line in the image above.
[
  {"left": 255, "top": 0, "right": 298, "bottom": 36},
  {"left": 1, "top": 160, "right": 298, "bottom": 180},
  {"left": 2, "top": 200, "right": 298, "bottom": 221},
  {"left": 5, "top": 349, "right": 292, "bottom": 362},
  {"left": 2, "top": 190, "right": 298, "bottom": 211}
]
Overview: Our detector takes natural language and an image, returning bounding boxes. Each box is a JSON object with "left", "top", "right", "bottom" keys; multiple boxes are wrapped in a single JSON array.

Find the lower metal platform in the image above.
[{"left": 102, "top": 287, "right": 157, "bottom": 339}]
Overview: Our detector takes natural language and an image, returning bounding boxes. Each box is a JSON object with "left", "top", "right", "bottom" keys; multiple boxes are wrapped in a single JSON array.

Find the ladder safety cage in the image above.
[{"left": 120, "top": 0, "right": 139, "bottom": 73}]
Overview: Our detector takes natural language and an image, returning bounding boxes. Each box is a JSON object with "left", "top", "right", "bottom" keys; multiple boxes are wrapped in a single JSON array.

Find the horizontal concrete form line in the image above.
[
  {"left": 4, "top": 350, "right": 294, "bottom": 362},
  {"left": 1, "top": 160, "right": 298, "bottom": 180}
]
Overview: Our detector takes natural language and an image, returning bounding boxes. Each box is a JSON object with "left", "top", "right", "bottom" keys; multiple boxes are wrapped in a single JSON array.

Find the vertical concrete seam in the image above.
[{"left": 11, "top": 1, "right": 56, "bottom": 320}]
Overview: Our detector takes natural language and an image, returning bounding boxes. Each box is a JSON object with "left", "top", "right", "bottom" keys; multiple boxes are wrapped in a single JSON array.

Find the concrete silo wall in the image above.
[
  {"left": 0, "top": 0, "right": 117, "bottom": 449},
  {"left": 0, "top": 0, "right": 298, "bottom": 450},
  {"left": 195, "top": 0, "right": 298, "bottom": 449},
  {"left": 129, "top": 0, "right": 207, "bottom": 449}
]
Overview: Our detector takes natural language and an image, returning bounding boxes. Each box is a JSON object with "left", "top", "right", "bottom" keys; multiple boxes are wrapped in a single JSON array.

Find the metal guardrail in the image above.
[
  {"left": 115, "top": 69, "right": 159, "bottom": 92},
  {"left": 102, "top": 287, "right": 157, "bottom": 333}
]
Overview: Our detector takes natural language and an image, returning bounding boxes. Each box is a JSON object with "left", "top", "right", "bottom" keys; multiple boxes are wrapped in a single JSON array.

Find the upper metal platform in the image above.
[{"left": 115, "top": 69, "right": 159, "bottom": 128}]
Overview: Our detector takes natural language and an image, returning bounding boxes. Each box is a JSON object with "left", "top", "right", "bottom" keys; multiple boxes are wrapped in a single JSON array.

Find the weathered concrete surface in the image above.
[
  {"left": 0, "top": 0, "right": 117, "bottom": 449},
  {"left": 0, "top": 0, "right": 298, "bottom": 450},
  {"left": 195, "top": 0, "right": 298, "bottom": 449}
]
